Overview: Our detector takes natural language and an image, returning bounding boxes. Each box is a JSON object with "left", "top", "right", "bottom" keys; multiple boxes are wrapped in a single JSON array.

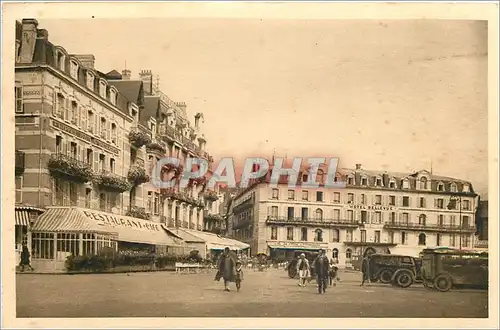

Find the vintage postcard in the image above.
[{"left": 1, "top": 1, "right": 498, "bottom": 329}]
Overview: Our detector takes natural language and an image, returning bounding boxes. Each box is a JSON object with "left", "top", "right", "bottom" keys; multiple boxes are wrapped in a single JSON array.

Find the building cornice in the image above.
[{"left": 15, "top": 64, "right": 134, "bottom": 123}]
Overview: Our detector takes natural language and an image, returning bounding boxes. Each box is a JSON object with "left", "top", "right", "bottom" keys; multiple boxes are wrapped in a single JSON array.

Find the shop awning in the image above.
[
  {"left": 15, "top": 210, "right": 30, "bottom": 226},
  {"left": 32, "top": 207, "right": 183, "bottom": 247},
  {"left": 31, "top": 207, "right": 112, "bottom": 234},
  {"left": 175, "top": 228, "right": 250, "bottom": 251}
]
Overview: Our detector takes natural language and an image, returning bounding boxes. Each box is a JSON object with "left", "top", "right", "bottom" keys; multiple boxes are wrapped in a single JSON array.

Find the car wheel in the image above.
[
  {"left": 394, "top": 270, "right": 414, "bottom": 288},
  {"left": 379, "top": 269, "right": 393, "bottom": 284},
  {"left": 433, "top": 274, "right": 453, "bottom": 292}
]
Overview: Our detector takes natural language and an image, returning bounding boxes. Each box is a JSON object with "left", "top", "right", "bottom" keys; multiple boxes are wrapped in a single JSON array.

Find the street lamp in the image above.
[{"left": 447, "top": 194, "right": 463, "bottom": 250}]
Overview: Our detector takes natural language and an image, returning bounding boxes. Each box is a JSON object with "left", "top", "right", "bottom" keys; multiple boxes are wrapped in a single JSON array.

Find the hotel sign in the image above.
[
  {"left": 82, "top": 210, "right": 161, "bottom": 232},
  {"left": 51, "top": 119, "right": 119, "bottom": 155},
  {"left": 347, "top": 204, "right": 394, "bottom": 211},
  {"left": 268, "top": 240, "right": 327, "bottom": 249}
]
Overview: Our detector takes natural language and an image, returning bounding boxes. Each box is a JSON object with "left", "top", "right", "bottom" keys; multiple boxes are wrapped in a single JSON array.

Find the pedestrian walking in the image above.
[
  {"left": 235, "top": 261, "right": 244, "bottom": 292},
  {"left": 215, "top": 247, "right": 236, "bottom": 292},
  {"left": 329, "top": 258, "right": 339, "bottom": 287},
  {"left": 19, "top": 243, "right": 34, "bottom": 272},
  {"left": 360, "top": 254, "right": 371, "bottom": 286},
  {"left": 296, "top": 253, "right": 310, "bottom": 287},
  {"left": 312, "top": 249, "right": 329, "bottom": 294}
]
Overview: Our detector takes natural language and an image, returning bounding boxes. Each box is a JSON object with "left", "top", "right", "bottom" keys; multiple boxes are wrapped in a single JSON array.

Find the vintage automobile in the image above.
[
  {"left": 420, "top": 247, "right": 488, "bottom": 292},
  {"left": 287, "top": 251, "right": 319, "bottom": 279},
  {"left": 366, "top": 253, "right": 422, "bottom": 288}
]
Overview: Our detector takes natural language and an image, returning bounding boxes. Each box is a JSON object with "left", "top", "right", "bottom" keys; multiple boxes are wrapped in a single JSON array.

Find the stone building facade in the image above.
[{"left": 229, "top": 163, "right": 479, "bottom": 266}]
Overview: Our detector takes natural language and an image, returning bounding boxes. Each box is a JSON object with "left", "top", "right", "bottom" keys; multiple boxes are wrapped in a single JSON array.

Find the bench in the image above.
[{"left": 174, "top": 263, "right": 209, "bottom": 274}]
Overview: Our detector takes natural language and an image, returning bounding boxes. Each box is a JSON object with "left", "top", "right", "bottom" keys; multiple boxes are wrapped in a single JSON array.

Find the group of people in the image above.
[{"left": 296, "top": 249, "right": 339, "bottom": 294}]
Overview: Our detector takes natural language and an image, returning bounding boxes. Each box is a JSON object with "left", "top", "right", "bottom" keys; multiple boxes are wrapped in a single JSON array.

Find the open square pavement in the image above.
[{"left": 16, "top": 269, "right": 488, "bottom": 318}]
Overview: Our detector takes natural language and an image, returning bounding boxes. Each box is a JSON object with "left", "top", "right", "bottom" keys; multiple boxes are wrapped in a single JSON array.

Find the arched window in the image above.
[
  {"left": 418, "top": 233, "right": 426, "bottom": 246},
  {"left": 332, "top": 248, "right": 339, "bottom": 259},
  {"left": 345, "top": 248, "right": 352, "bottom": 259},
  {"left": 450, "top": 182, "right": 457, "bottom": 192},
  {"left": 315, "top": 208, "right": 323, "bottom": 220},
  {"left": 418, "top": 214, "right": 426, "bottom": 226},
  {"left": 419, "top": 177, "right": 428, "bottom": 190},
  {"left": 314, "top": 229, "right": 323, "bottom": 242},
  {"left": 331, "top": 229, "right": 340, "bottom": 243}
]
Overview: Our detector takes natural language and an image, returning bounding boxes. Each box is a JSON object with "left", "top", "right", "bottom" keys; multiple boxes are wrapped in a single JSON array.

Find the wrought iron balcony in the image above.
[
  {"left": 126, "top": 206, "right": 150, "bottom": 220},
  {"left": 94, "top": 170, "right": 131, "bottom": 192},
  {"left": 383, "top": 221, "right": 476, "bottom": 233},
  {"left": 474, "top": 240, "right": 488, "bottom": 248},
  {"left": 47, "top": 153, "right": 94, "bottom": 183},
  {"left": 15, "top": 150, "right": 25, "bottom": 176},
  {"left": 266, "top": 217, "right": 360, "bottom": 228}
]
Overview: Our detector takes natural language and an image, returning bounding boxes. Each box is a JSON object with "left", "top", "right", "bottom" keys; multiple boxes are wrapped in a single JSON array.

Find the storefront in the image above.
[
  {"left": 30, "top": 206, "right": 187, "bottom": 272},
  {"left": 15, "top": 205, "right": 45, "bottom": 267},
  {"left": 267, "top": 240, "right": 329, "bottom": 261},
  {"left": 172, "top": 228, "right": 250, "bottom": 260}
]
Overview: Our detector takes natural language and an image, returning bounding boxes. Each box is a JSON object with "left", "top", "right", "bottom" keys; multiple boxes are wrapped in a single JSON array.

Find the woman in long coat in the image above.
[
  {"left": 215, "top": 247, "right": 236, "bottom": 291},
  {"left": 19, "top": 243, "right": 34, "bottom": 272}
]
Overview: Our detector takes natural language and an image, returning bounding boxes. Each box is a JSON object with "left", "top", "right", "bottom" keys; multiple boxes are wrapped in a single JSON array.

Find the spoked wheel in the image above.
[
  {"left": 393, "top": 270, "right": 414, "bottom": 288},
  {"left": 379, "top": 269, "right": 393, "bottom": 284},
  {"left": 433, "top": 274, "right": 453, "bottom": 292}
]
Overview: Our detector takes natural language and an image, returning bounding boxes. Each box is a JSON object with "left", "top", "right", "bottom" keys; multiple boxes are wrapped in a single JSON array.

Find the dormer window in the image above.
[
  {"left": 437, "top": 182, "right": 444, "bottom": 192},
  {"left": 450, "top": 182, "right": 457, "bottom": 192},
  {"left": 361, "top": 177, "right": 367, "bottom": 186},
  {"left": 99, "top": 80, "right": 107, "bottom": 98},
  {"left": 70, "top": 60, "right": 79, "bottom": 80},
  {"left": 389, "top": 179, "right": 396, "bottom": 188},
  {"left": 419, "top": 177, "right": 428, "bottom": 190},
  {"left": 402, "top": 179, "right": 409, "bottom": 189},
  {"left": 347, "top": 175, "right": 354, "bottom": 185},
  {"left": 375, "top": 177, "right": 383, "bottom": 187},
  {"left": 86, "top": 72, "right": 95, "bottom": 90},
  {"left": 57, "top": 52, "right": 66, "bottom": 71},
  {"left": 109, "top": 88, "right": 117, "bottom": 106},
  {"left": 462, "top": 184, "right": 470, "bottom": 193}
]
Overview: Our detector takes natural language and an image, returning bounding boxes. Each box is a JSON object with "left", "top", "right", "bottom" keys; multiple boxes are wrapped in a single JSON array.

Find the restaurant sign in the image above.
[
  {"left": 82, "top": 210, "right": 161, "bottom": 232},
  {"left": 267, "top": 240, "right": 328, "bottom": 249},
  {"left": 347, "top": 204, "right": 394, "bottom": 211}
]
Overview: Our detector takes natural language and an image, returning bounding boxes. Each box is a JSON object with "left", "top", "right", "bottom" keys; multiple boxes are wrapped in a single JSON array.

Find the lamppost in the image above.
[{"left": 447, "top": 194, "right": 463, "bottom": 250}]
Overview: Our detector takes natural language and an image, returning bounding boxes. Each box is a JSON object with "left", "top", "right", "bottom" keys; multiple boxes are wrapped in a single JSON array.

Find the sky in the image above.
[{"left": 36, "top": 18, "right": 488, "bottom": 198}]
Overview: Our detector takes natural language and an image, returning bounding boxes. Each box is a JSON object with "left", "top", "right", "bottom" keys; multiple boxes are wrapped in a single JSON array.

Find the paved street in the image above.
[{"left": 16, "top": 269, "right": 488, "bottom": 318}]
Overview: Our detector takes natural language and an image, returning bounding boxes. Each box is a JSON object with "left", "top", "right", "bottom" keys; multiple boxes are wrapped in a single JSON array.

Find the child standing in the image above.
[{"left": 235, "top": 261, "right": 244, "bottom": 292}]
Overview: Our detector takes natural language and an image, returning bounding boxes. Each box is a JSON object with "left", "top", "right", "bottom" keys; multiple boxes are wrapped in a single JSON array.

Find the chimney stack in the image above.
[
  {"left": 20, "top": 19, "right": 38, "bottom": 63},
  {"left": 139, "top": 69, "right": 153, "bottom": 95},
  {"left": 122, "top": 69, "right": 131, "bottom": 80},
  {"left": 355, "top": 164, "right": 362, "bottom": 170}
]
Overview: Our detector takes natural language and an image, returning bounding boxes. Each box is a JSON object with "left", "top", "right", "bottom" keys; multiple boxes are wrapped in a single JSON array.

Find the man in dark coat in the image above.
[
  {"left": 215, "top": 247, "right": 236, "bottom": 291},
  {"left": 360, "top": 255, "right": 371, "bottom": 286},
  {"left": 19, "top": 243, "right": 34, "bottom": 272},
  {"left": 312, "top": 249, "right": 329, "bottom": 294}
]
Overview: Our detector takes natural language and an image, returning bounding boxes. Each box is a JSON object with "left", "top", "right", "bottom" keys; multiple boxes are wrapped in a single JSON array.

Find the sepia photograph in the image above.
[{"left": 2, "top": 2, "right": 498, "bottom": 329}]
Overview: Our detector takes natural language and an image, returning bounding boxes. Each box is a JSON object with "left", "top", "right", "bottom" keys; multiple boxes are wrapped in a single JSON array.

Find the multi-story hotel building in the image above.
[
  {"left": 229, "top": 163, "right": 478, "bottom": 267},
  {"left": 14, "top": 19, "right": 236, "bottom": 270}
]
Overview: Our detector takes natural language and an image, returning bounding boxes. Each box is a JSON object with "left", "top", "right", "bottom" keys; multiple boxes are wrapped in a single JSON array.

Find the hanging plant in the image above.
[
  {"left": 161, "top": 163, "right": 183, "bottom": 177},
  {"left": 94, "top": 172, "right": 132, "bottom": 192},
  {"left": 47, "top": 154, "right": 94, "bottom": 183},
  {"left": 146, "top": 141, "right": 166, "bottom": 154},
  {"left": 127, "top": 166, "right": 150, "bottom": 186},
  {"left": 126, "top": 206, "right": 150, "bottom": 220},
  {"left": 204, "top": 189, "right": 219, "bottom": 202},
  {"left": 187, "top": 176, "right": 207, "bottom": 187},
  {"left": 128, "top": 130, "right": 152, "bottom": 148}
]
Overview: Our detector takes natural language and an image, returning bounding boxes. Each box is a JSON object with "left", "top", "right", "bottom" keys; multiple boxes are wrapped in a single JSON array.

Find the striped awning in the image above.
[
  {"left": 31, "top": 207, "right": 114, "bottom": 235},
  {"left": 15, "top": 210, "right": 30, "bottom": 226}
]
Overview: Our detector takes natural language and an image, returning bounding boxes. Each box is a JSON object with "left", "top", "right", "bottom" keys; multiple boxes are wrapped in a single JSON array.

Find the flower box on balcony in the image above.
[
  {"left": 204, "top": 190, "right": 219, "bottom": 201},
  {"left": 47, "top": 154, "right": 94, "bottom": 183},
  {"left": 146, "top": 141, "right": 166, "bottom": 154},
  {"left": 126, "top": 206, "right": 150, "bottom": 220},
  {"left": 204, "top": 213, "right": 223, "bottom": 222},
  {"left": 128, "top": 166, "right": 150, "bottom": 186},
  {"left": 94, "top": 171, "right": 132, "bottom": 192},
  {"left": 129, "top": 130, "right": 152, "bottom": 149},
  {"left": 188, "top": 176, "right": 207, "bottom": 187},
  {"left": 161, "top": 163, "right": 183, "bottom": 176}
]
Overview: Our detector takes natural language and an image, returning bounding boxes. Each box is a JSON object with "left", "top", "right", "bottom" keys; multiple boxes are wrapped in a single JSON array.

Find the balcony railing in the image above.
[
  {"left": 94, "top": 170, "right": 131, "bottom": 192},
  {"left": 47, "top": 153, "right": 94, "bottom": 183},
  {"left": 474, "top": 240, "right": 488, "bottom": 248},
  {"left": 383, "top": 221, "right": 476, "bottom": 233},
  {"left": 126, "top": 206, "right": 150, "bottom": 220},
  {"left": 233, "top": 218, "right": 252, "bottom": 230},
  {"left": 15, "top": 150, "right": 25, "bottom": 176},
  {"left": 266, "top": 217, "right": 360, "bottom": 228}
]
